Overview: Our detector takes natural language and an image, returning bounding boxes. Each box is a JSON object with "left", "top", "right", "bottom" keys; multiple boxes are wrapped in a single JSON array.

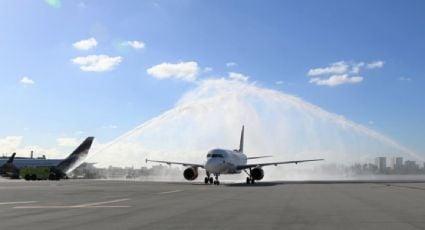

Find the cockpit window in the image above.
[{"left": 207, "top": 153, "right": 224, "bottom": 158}]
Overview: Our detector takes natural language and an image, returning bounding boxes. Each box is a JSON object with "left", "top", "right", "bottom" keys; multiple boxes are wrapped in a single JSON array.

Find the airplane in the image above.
[
  {"left": 0, "top": 153, "right": 19, "bottom": 179},
  {"left": 146, "top": 126, "right": 324, "bottom": 185},
  {"left": 0, "top": 136, "right": 94, "bottom": 180}
]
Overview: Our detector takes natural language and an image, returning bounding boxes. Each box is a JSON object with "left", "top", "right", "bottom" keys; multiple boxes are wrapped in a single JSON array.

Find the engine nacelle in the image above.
[
  {"left": 183, "top": 167, "right": 198, "bottom": 181},
  {"left": 251, "top": 167, "right": 264, "bottom": 180}
]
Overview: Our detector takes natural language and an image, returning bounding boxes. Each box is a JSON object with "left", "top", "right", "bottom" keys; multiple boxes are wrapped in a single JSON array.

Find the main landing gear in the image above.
[
  {"left": 246, "top": 177, "right": 255, "bottom": 184},
  {"left": 244, "top": 169, "right": 255, "bottom": 184},
  {"left": 204, "top": 172, "right": 220, "bottom": 185}
]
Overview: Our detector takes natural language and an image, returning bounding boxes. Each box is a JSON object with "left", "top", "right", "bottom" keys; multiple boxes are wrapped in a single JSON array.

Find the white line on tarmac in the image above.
[
  {"left": 13, "top": 198, "right": 130, "bottom": 209},
  {"left": 72, "top": 198, "right": 130, "bottom": 207},
  {"left": 158, "top": 190, "right": 183, "bottom": 195},
  {"left": 14, "top": 205, "right": 130, "bottom": 209},
  {"left": 0, "top": 201, "right": 38, "bottom": 205}
]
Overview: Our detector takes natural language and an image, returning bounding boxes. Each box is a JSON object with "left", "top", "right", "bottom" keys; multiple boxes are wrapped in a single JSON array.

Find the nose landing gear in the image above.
[
  {"left": 204, "top": 172, "right": 215, "bottom": 185},
  {"left": 204, "top": 172, "right": 220, "bottom": 185}
]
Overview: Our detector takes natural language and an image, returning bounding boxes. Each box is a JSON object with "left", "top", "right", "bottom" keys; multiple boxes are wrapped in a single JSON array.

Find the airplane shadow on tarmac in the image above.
[
  {"left": 165, "top": 180, "right": 425, "bottom": 187},
  {"left": 193, "top": 180, "right": 425, "bottom": 187},
  {"left": 225, "top": 182, "right": 279, "bottom": 187},
  {"left": 185, "top": 182, "right": 279, "bottom": 187}
]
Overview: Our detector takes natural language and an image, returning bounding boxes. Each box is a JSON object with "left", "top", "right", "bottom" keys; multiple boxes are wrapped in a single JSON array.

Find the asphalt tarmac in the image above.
[{"left": 1, "top": 179, "right": 425, "bottom": 230}]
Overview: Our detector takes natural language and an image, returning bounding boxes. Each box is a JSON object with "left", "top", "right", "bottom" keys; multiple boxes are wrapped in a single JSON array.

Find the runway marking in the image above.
[
  {"left": 158, "top": 190, "right": 183, "bottom": 195},
  {"left": 0, "top": 201, "right": 38, "bottom": 205},
  {"left": 72, "top": 198, "right": 130, "bottom": 207},
  {"left": 14, "top": 205, "right": 131, "bottom": 209},
  {"left": 384, "top": 184, "right": 425, "bottom": 191},
  {"left": 13, "top": 198, "right": 130, "bottom": 209}
]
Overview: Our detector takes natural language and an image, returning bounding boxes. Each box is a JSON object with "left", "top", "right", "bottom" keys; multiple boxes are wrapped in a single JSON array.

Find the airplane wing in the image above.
[
  {"left": 146, "top": 159, "right": 204, "bottom": 168},
  {"left": 236, "top": 159, "right": 324, "bottom": 170},
  {"left": 247, "top": 155, "right": 272, "bottom": 160}
]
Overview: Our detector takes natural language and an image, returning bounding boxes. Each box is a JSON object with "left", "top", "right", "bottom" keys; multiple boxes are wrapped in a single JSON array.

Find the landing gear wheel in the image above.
[
  {"left": 246, "top": 177, "right": 251, "bottom": 184},
  {"left": 209, "top": 177, "right": 213, "bottom": 184},
  {"left": 216, "top": 180, "right": 220, "bottom": 185},
  {"left": 204, "top": 177, "right": 209, "bottom": 184},
  {"left": 251, "top": 179, "right": 255, "bottom": 184}
]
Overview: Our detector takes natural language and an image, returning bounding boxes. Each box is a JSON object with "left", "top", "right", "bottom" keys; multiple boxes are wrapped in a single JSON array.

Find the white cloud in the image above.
[
  {"left": 275, "top": 80, "right": 284, "bottom": 85},
  {"left": 308, "top": 61, "right": 349, "bottom": 76},
  {"left": 309, "top": 74, "right": 363, "bottom": 87},
  {"left": 399, "top": 76, "right": 412, "bottom": 81},
  {"left": 57, "top": 137, "right": 79, "bottom": 147},
  {"left": 226, "top": 62, "right": 237, "bottom": 67},
  {"left": 71, "top": 55, "right": 123, "bottom": 72},
  {"left": 0, "top": 136, "right": 23, "bottom": 153},
  {"left": 123, "top": 40, "right": 145, "bottom": 49},
  {"left": 308, "top": 60, "right": 384, "bottom": 87},
  {"left": 228, "top": 72, "right": 249, "bottom": 82},
  {"left": 20, "top": 76, "right": 35, "bottom": 84},
  {"left": 73, "top": 37, "right": 97, "bottom": 50},
  {"left": 147, "top": 61, "right": 199, "bottom": 82},
  {"left": 366, "top": 60, "right": 384, "bottom": 69},
  {"left": 0, "top": 136, "right": 68, "bottom": 159},
  {"left": 351, "top": 62, "right": 365, "bottom": 74}
]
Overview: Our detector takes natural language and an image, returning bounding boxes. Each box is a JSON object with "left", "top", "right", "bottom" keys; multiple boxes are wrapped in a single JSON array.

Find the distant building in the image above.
[
  {"left": 390, "top": 157, "right": 403, "bottom": 170},
  {"left": 375, "top": 157, "right": 387, "bottom": 173},
  {"left": 404, "top": 160, "right": 419, "bottom": 173}
]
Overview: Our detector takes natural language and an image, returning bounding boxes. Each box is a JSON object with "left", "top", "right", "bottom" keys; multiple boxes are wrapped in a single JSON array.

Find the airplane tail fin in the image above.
[
  {"left": 56, "top": 136, "right": 94, "bottom": 173},
  {"left": 0, "top": 153, "right": 19, "bottom": 179},
  {"left": 238, "top": 125, "right": 244, "bottom": 152},
  {"left": 6, "top": 153, "right": 16, "bottom": 164}
]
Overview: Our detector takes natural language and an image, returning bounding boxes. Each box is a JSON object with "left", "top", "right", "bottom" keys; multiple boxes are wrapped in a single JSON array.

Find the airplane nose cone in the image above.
[{"left": 205, "top": 159, "right": 222, "bottom": 174}]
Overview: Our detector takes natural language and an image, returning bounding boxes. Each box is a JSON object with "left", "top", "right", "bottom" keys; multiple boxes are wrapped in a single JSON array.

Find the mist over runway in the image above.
[{"left": 87, "top": 79, "right": 421, "bottom": 180}]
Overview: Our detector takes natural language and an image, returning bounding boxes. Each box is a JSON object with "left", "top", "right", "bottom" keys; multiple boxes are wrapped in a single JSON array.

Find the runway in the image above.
[{"left": 1, "top": 179, "right": 425, "bottom": 230}]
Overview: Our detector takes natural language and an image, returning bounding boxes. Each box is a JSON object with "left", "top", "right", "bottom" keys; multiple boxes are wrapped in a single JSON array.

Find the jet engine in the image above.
[
  {"left": 183, "top": 167, "right": 198, "bottom": 181},
  {"left": 251, "top": 167, "right": 264, "bottom": 180}
]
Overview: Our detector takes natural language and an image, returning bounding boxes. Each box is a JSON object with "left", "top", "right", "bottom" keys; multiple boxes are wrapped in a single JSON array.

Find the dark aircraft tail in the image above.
[
  {"left": 6, "top": 152, "right": 16, "bottom": 164},
  {"left": 0, "top": 153, "right": 19, "bottom": 179},
  {"left": 238, "top": 125, "right": 244, "bottom": 153},
  {"left": 56, "top": 137, "right": 94, "bottom": 174}
]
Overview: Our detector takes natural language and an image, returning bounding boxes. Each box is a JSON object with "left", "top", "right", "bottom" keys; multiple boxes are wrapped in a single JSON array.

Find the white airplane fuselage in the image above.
[{"left": 204, "top": 148, "right": 247, "bottom": 174}]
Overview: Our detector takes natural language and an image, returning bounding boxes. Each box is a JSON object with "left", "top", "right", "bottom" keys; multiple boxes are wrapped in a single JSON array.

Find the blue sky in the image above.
[{"left": 0, "top": 0, "right": 424, "bottom": 157}]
